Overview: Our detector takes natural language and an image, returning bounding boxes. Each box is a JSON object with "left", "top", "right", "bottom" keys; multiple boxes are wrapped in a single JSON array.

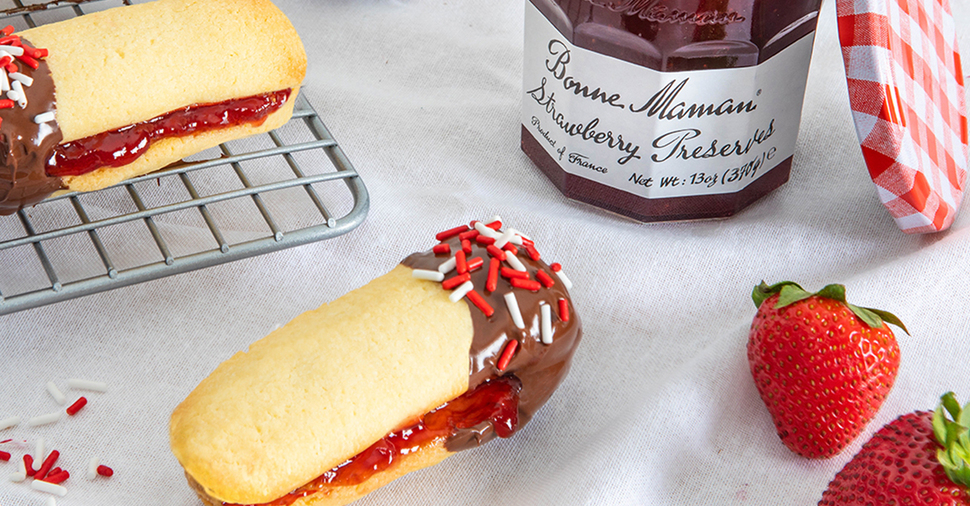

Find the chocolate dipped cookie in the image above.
[
  {"left": 0, "top": 0, "right": 306, "bottom": 215},
  {"left": 169, "top": 217, "right": 582, "bottom": 506}
]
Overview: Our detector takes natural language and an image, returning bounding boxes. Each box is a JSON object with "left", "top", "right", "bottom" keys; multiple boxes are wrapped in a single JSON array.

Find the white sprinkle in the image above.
[
  {"left": 448, "top": 281, "right": 474, "bottom": 303},
  {"left": 27, "top": 412, "right": 61, "bottom": 427},
  {"left": 34, "top": 437, "right": 45, "bottom": 462},
  {"left": 0, "top": 416, "right": 19, "bottom": 430},
  {"left": 556, "top": 268, "right": 573, "bottom": 290},
  {"left": 508, "top": 234, "right": 523, "bottom": 246},
  {"left": 67, "top": 379, "right": 108, "bottom": 392},
  {"left": 6, "top": 89, "right": 20, "bottom": 103},
  {"left": 505, "top": 252, "right": 527, "bottom": 272},
  {"left": 0, "top": 45, "right": 23, "bottom": 56},
  {"left": 494, "top": 230, "right": 515, "bottom": 249},
  {"left": 411, "top": 269, "right": 444, "bottom": 282},
  {"left": 31, "top": 479, "right": 67, "bottom": 497},
  {"left": 508, "top": 228, "right": 532, "bottom": 241},
  {"left": 541, "top": 304, "right": 554, "bottom": 344},
  {"left": 33, "top": 111, "right": 55, "bottom": 124},
  {"left": 437, "top": 256, "right": 456, "bottom": 275},
  {"left": 487, "top": 215, "right": 502, "bottom": 225},
  {"left": 46, "top": 497, "right": 57, "bottom": 506},
  {"left": 86, "top": 457, "right": 100, "bottom": 481},
  {"left": 0, "top": 69, "right": 8, "bottom": 92},
  {"left": 8, "top": 457, "right": 26, "bottom": 482},
  {"left": 46, "top": 382, "right": 66, "bottom": 405},
  {"left": 474, "top": 221, "right": 499, "bottom": 239},
  {"left": 11, "top": 79, "right": 25, "bottom": 108},
  {"left": 9, "top": 72, "right": 32, "bottom": 86},
  {"left": 504, "top": 293, "right": 525, "bottom": 329}
]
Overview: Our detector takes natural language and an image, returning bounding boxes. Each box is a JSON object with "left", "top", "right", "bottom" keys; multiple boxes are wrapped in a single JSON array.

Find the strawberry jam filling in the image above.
[
  {"left": 229, "top": 376, "right": 521, "bottom": 506},
  {"left": 46, "top": 89, "right": 291, "bottom": 177}
]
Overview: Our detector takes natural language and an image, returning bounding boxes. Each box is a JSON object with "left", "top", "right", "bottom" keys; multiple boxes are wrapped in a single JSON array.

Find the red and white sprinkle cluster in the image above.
[
  {"left": 0, "top": 25, "right": 52, "bottom": 127},
  {"left": 413, "top": 216, "right": 574, "bottom": 372},
  {"left": 2, "top": 378, "right": 112, "bottom": 500}
]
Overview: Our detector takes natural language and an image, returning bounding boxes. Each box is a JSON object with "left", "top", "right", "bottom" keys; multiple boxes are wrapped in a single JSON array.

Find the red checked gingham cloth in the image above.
[{"left": 837, "top": 0, "right": 968, "bottom": 233}]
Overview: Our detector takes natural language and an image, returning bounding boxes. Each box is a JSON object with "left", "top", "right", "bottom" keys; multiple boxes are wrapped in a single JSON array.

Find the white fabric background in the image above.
[{"left": 3, "top": 0, "right": 970, "bottom": 504}]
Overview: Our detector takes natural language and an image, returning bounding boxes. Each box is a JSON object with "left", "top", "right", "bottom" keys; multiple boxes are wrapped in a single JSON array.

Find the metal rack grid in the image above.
[{"left": 0, "top": 0, "right": 369, "bottom": 316}]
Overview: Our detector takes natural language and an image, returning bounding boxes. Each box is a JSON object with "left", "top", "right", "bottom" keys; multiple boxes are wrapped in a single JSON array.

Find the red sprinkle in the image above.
[
  {"left": 4, "top": 62, "right": 15, "bottom": 73},
  {"left": 0, "top": 99, "right": 13, "bottom": 109},
  {"left": 458, "top": 229, "right": 479, "bottom": 241},
  {"left": 0, "top": 450, "right": 9, "bottom": 461},
  {"left": 525, "top": 243, "right": 541, "bottom": 261},
  {"left": 455, "top": 250, "right": 468, "bottom": 274},
  {"left": 22, "top": 46, "right": 47, "bottom": 59},
  {"left": 1, "top": 26, "right": 13, "bottom": 36},
  {"left": 475, "top": 235, "right": 496, "bottom": 246},
  {"left": 34, "top": 450, "right": 59, "bottom": 481},
  {"left": 521, "top": 237, "right": 535, "bottom": 247},
  {"left": 16, "top": 54, "right": 38, "bottom": 69},
  {"left": 486, "top": 258, "right": 500, "bottom": 292},
  {"left": 486, "top": 220, "right": 502, "bottom": 230},
  {"left": 550, "top": 263, "right": 562, "bottom": 272},
  {"left": 500, "top": 267, "right": 530, "bottom": 280},
  {"left": 96, "top": 465, "right": 113, "bottom": 477},
  {"left": 24, "top": 455, "right": 35, "bottom": 476},
  {"left": 536, "top": 270, "right": 555, "bottom": 288},
  {"left": 497, "top": 340, "right": 518, "bottom": 371},
  {"left": 466, "top": 290, "right": 495, "bottom": 317},
  {"left": 48, "top": 467, "right": 61, "bottom": 476},
  {"left": 432, "top": 243, "right": 451, "bottom": 255},
  {"left": 466, "top": 256, "right": 484, "bottom": 272},
  {"left": 486, "top": 244, "right": 507, "bottom": 261},
  {"left": 42, "top": 469, "right": 69, "bottom": 485},
  {"left": 558, "top": 298, "right": 570, "bottom": 322},
  {"left": 0, "top": 438, "right": 11, "bottom": 444},
  {"left": 435, "top": 225, "right": 468, "bottom": 241},
  {"left": 461, "top": 239, "right": 472, "bottom": 254},
  {"left": 441, "top": 272, "right": 471, "bottom": 290},
  {"left": 0, "top": 55, "right": 11, "bottom": 66},
  {"left": 510, "top": 278, "right": 542, "bottom": 292},
  {"left": 503, "top": 243, "right": 519, "bottom": 256},
  {"left": 67, "top": 396, "right": 88, "bottom": 416}
]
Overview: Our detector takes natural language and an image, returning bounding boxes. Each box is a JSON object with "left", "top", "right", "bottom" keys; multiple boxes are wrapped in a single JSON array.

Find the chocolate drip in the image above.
[
  {"left": 402, "top": 233, "right": 582, "bottom": 451},
  {"left": 0, "top": 38, "right": 64, "bottom": 216}
]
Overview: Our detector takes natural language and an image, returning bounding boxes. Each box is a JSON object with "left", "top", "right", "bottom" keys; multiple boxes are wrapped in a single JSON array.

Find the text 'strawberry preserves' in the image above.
[{"left": 522, "top": 0, "right": 823, "bottom": 222}]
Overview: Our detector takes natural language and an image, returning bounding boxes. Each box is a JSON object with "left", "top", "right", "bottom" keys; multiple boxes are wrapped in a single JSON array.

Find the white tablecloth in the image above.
[{"left": 4, "top": 0, "right": 970, "bottom": 505}]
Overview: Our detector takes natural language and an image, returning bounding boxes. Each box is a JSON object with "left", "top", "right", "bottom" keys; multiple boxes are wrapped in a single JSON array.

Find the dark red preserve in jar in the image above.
[{"left": 521, "top": 0, "right": 823, "bottom": 222}]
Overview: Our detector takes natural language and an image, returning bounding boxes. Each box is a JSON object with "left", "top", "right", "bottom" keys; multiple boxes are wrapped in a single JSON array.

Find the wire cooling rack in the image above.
[{"left": 0, "top": 0, "right": 369, "bottom": 316}]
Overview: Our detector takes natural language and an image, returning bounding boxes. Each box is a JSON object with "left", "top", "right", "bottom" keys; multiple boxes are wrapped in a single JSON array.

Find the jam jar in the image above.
[{"left": 521, "top": 0, "right": 823, "bottom": 222}]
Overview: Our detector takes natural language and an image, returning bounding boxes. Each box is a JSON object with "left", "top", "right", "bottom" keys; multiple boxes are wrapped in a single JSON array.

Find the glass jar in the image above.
[{"left": 521, "top": 0, "right": 823, "bottom": 222}]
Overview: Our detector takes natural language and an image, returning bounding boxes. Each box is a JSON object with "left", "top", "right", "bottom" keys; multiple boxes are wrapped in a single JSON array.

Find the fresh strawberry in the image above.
[
  {"left": 818, "top": 392, "right": 970, "bottom": 505},
  {"left": 748, "top": 281, "right": 907, "bottom": 459}
]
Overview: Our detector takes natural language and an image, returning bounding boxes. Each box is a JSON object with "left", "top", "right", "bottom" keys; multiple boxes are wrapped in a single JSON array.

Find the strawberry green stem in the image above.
[
  {"left": 933, "top": 392, "right": 970, "bottom": 490},
  {"left": 751, "top": 281, "right": 909, "bottom": 335}
]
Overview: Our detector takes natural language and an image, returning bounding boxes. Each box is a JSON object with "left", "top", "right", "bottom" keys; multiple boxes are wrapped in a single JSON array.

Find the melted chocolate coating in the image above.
[
  {"left": 0, "top": 38, "right": 64, "bottom": 216},
  {"left": 402, "top": 230, "right": 582, "bottom": 451}
]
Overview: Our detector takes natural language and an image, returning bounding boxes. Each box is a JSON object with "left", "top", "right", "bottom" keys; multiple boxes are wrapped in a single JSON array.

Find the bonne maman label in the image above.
[{"left": 522, "top": 1, "right": 816, "bottom": 200}]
